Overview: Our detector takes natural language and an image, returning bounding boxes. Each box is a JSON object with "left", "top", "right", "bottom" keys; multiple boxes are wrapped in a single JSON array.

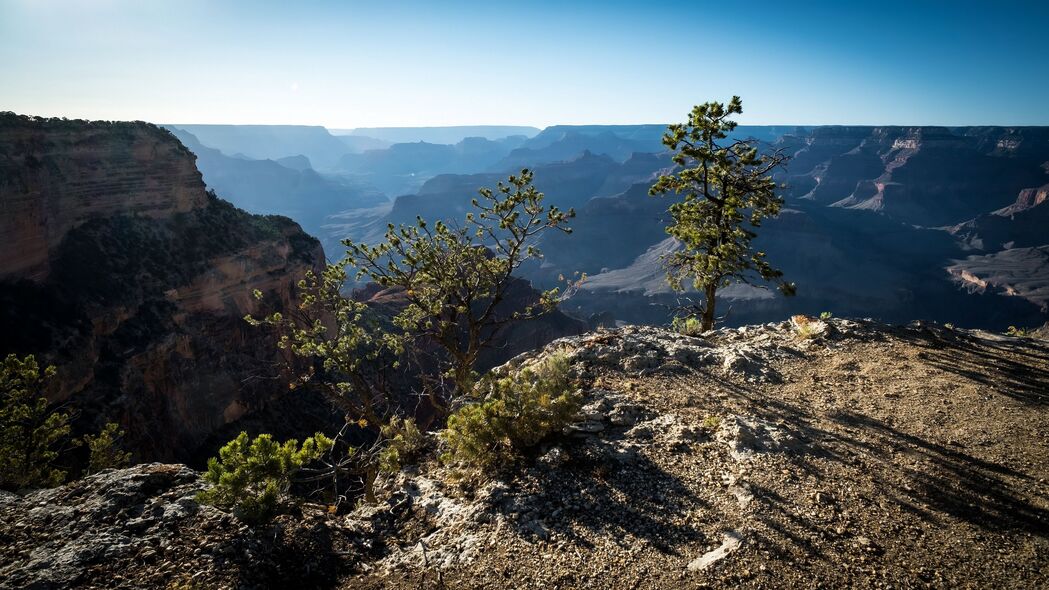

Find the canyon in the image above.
[
  {"left": 1, "top": 114, "right": 1047, "bottom": 590},
  {"left": 4, "top": 116, "right": 1048, "bottom": 464},
  {"left": 163, "top": 122, "right": 1048, "bottom": 330}
]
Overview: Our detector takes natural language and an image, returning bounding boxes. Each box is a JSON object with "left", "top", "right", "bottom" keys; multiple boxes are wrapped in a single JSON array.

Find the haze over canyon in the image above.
[
  {"left": 2, "top": 2, "right": 1048, "bottom": 588},
  {"left": 162, "top": 121, "right": 1049, "bottom": 331}
]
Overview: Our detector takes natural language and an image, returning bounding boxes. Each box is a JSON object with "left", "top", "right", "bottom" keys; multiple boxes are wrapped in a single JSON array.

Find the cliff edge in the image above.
[{"left": 2, "top": 319, "right": 1046, "bottom": 589}]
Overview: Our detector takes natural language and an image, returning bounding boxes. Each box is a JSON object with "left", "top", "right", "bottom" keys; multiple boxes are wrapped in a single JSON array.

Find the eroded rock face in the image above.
[
  {"left": 947, "top": 246, "right": 1049, "bottom": 311},
  {"left": 0, "top": 464, "right": 205, "bottom": 589},
  {"left": 950, "top": 183, "right": 1049, "bottom": 251},
  {"left": 504, "top": 321, "right": 829, "bottom": 383},
  {"left": 0, "top": 115, "right": 208, "bottom": 281},
  {"left": 556, "top": 126, "right": 1049, "bottom": 330},
  {"left": 780, "top": 126, "right": 1049, "bottom": 226},
  {"left": 0, "top": 114, "right": 326, "bottom": 461}
]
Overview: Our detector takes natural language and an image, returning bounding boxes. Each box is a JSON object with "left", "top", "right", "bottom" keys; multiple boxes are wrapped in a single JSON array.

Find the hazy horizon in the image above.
[{"left": 3, "top": 0, "right": 1049, "bottom": 128}]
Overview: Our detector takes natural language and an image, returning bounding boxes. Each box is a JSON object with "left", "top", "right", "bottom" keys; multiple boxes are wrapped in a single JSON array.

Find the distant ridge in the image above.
[
  {"left": 331, "top": 125, "right": 541, "bottom": 144},
  {"left": 163, "top": 124, "right": 351, "bottom": 169}
]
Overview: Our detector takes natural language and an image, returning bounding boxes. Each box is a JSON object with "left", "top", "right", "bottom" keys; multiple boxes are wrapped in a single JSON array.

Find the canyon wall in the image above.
[
  {"left": 0, "top": 114, "right": 326, "bottom": 461},
  {"left": 0, "top": 117, "right": 207, "bottom": 280}
]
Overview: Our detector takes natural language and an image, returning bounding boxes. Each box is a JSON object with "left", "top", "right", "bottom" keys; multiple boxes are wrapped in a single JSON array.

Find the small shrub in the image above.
[
  {"left": 82, "top": 422, "right": 131, "bottom": 474},
  {"left": 1006, "top": 325, "right": 1031, "bottom": 338},
  {"left": 378, "top": 416, "right": 425, "bottom": 473},
  {"left": 440, "top": 353, "right": 580, "bottom": 469},
  {"left": 197, "top": 431, "right": 332, "bottom": 523},
  {"left": 819, "top": 311, "right": 833, "bottom": 320},
  {"left": 0, "top": 354, "right": 73, "bottom": 489},
  {"left": 672, "top": 315, "right": 705, "bottom": 336},
  {"left": 792, "top": 315, "right": 823, "bottom": 340},
  {"left": 701, "top": 415, "right": 721, "bottom": 431}
]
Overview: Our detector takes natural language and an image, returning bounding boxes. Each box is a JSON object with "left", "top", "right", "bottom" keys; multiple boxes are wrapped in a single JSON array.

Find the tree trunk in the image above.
[{"left": 702, "top": 283, "right": 717, "bottom": 332}]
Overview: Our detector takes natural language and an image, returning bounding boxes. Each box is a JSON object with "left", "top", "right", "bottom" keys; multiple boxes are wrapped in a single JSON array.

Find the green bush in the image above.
[
  {"left": 0, "top": 354, "right": 73, "bottom": 490},
  {"left": 83, "top": 422, "right": 131, "bottom": 474},
  {"left": 672, "top": 315, "right": 705, "bottom": 336},
  {"left": 378, "top": 416, "right": 425, "bottom": 473},
  {"left": 440, "top": 353, "right": 580, "bottom": 469},
  {"left": 197, "top": 431, "right": 332, "bottom": 523},
  {"left": 701, "top": 415, "right": 721, "bottom": 431},
  {"left": 792, "top": 315, "right": 823, "bottom": 340}
]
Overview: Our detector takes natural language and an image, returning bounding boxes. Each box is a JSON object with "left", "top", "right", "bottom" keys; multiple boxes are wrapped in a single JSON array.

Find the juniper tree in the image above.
[
  {"left": 650, "top": 96, "right": 795, "bottom": 331},
  {"left": 261, "top": 169, "right": 573, "bottom": 414}
]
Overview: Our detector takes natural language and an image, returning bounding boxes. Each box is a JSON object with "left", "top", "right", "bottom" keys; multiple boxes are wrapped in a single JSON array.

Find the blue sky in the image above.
[{"left": 2, "top": 0, "right": 1047, "bottom": 127}]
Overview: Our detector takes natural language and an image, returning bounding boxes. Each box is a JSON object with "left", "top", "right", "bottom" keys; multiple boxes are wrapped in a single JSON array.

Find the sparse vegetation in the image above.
[
  {"left": 792, "top": 315, "right": 822, "bottom": 340},
  {"left": 1, "top": 355, "right": 142, "bottom": 488},
  {"left": 82, "top": 422, "right": 131, "bottom": 474},
  {"left": 819, "top": 311, "right": 833, "bottom": 320},
  {"left": 672, "top": 315, "right": 705, "bottom": 336},
  {"left": 0, "top": 354, "right": 74, "bottom": 490},
  {"left": 440, "top": 353, "right": 580, "bottom": 470},
  {"left": 701, "top": 415, "right": 722, "bottom": 431},
  {"left": 197, "top": 431, "right": 332, "bottom": 523},
  {"left": 1006, "top": 325, "right": 1032, "bottom": 338},
  {"left": 377, "top": 416, "right": 426, "bottom": 474},
  {"left": 650, "top": 96, "right": 795, "bottom": 331},
  {"left": 252, "top": 169, "right": 575, "bottom": 499}
]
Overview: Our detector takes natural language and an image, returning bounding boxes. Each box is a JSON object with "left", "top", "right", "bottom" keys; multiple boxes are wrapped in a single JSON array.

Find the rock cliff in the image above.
[
  {"left": 0, "top": 113, "right": 326, "bottom": 461},
  {"left": 0, "top": 116, "right": 207, "bottom": 280},
  {"left": 950, "top": 182, "right": 1049, "bottom": 251},
  {"left": 776, "top": 126, "right": 1049, "bottom": 226}
]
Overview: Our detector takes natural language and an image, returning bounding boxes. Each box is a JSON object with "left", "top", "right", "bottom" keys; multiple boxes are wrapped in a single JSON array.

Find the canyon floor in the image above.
[{"left": 2, "top": 319, "right": 1047, "bottom": 589}]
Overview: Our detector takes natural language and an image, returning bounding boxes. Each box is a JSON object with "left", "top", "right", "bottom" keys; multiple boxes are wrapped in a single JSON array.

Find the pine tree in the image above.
[
  {"left": 82, "top": 422, "right": 131, "bottom": 474},
  {"left": 0, "top": 354, "right": 73, "bottom": 489},
  {"left": 197, "top": 431, "right": 332, "bottom": 523},
  {"left": 650, "top": 96, "right": 795, "bottom": 331}
]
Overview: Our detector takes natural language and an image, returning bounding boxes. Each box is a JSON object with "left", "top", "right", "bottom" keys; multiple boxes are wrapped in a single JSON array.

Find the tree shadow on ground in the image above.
[
  {"left": 824, "top": 409, "right": 1049, "bottom": 536},
  {"left": 684, "top": 345, "right": 1049, "bottom": 561},
  {"left": 893, "top": 325, "right": 1049, "bottom": 406},
  {"left": 496, "top": 434, "right": 710, "bottom": 553}
]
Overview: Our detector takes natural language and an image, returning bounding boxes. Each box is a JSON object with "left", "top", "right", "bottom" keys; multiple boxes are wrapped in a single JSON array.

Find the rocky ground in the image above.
[
  {"left": 2, "top": 318, "right": 1047, "bottom": 589},
  {"left": 0, "top": 464, "right": 361, "bottom": 589}
]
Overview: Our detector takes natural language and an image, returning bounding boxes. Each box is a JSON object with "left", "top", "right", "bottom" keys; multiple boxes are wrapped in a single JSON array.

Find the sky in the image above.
[{"left": 2, "top": 0, "right": 1048, "bottom": 128}]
